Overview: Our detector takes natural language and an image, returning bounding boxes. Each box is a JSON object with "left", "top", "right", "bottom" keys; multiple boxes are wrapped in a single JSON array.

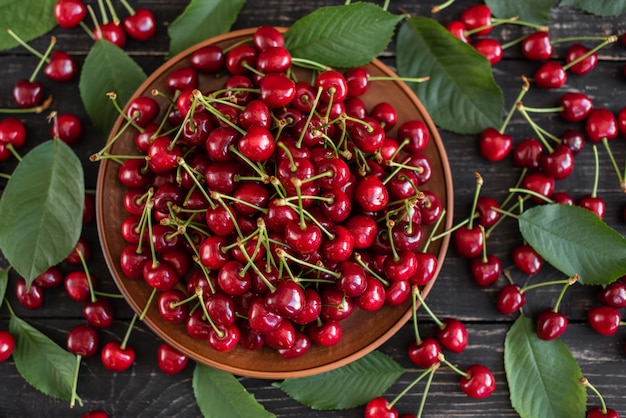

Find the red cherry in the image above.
[
  {"left": 436, "top": 318, "right": 468, "bottom": 353},
  {"left": 34, "top": 266, "right": 63, "bottom": 288},
  {"left": 473, "top": 38, "right": 503, "bottom": 64},
  {"left": 407, "top": 337, "right": 441, "bottom": 368},
  {"left": 536, "top": 309, "right": 568, "bottom": 340},
  {"left": 258, "top": 73, "right": 296, "bottom": 108},
  {"left": 364, "top": 397, "right": 399, "bottom": 418},
  {"left": 513, "top": 138, "right": 544, "bottom": 169},
  {"left": 470, "top": 254, "right": 501, "bottom": 287},
  {"left": 83, "top": 298, "right": 114, "bottom": 328},
  {"left": 460, "top": 364, "right": 496, "bottom": 399},
  {"left": 253, "top": 25, "right": 285, "bottom": 51},
  {"left": 123, "top": 8, "right": 157, "bottom": 42},
  {"left": 190, "top": 45, "right": 225, "bottom": 73},
  {"left": 44, "top": 51, "right": 78, "bottom": 82},
  {"left": 479, "top": 127, "right": 513, "bottom": 161},
  {"left": 16, "top": 278, "right": 44, "bottom": 310},
  {"left": 355, "top": 176, "right": 389, "bottom": 212},
  {"left": 497, "top": 284, "right": 525, "bottom": 314},
  {"left": 586, "top": 108, "right": 618, "bottom": 142},
  {"left": 54, "top": 0, "right": 87, "bottom": 29},
  {"left": 94, "top": 22, "right": 127, "bottom": 49},
  {"left": 13, "top": 79, "right": 44, "bottom": 108},
  {"left": 475, "top": 196, "right": 501, "bottom": 228},
  {"left": 0, "top": 330, "right": 15, "bottom": 362},
  {"left": 512, "top": 244, "right": 543, "bottom": 275},
  {"left": 461, "top": 4, "right": 492, "bottom": 35},
  {"left": 566, "top": 43, "right": 598, "bottom": 76},
  {"left": 81, "top": 411, "right": 109, "bottom": 418},
  {"left": 560, "top": 129, "right": 586, "bottom": 155},
  {"left": 587, "top": 407, "right": 620, "bottom": 418},
  {"left": 157, "top": 342, "right": 188, "bottom": 375},
  {"left": 520, "top": 171, "right": 555, "bottom": 202},
  {"left": 596, "top": 281, "right": 626, "bottom": 308},
  {"left": 579, "top": 195, "right": 606, "bottom": 219},
  {"left": 540, "top": 145, "right": 574, "bottom": 180},
  {"left": 453, "top": 225, "right": 484, "bottom": 259},
  {"left": 534, "top": 61, "right": 567, "bottom": 89},
  {"left": 101, "top": 341, "right": 135, "bottom": 372},
  {"left": 560, "top": 92, "right": 593, "bottom": 122},
  {"left": 52, "top": 113, "right": 83, "bottom": 145},
  {"left": 588, "top": 306, "right": 621, "bottom": 336},
  {"left": 66, "top": 324, "right": 98, "bottom": 358},
  {"left": 521, "top": 31, "right": 552, "bottom": 60},
  {"left": 446, "top": 21, "right": 468, "bottom": 43}
]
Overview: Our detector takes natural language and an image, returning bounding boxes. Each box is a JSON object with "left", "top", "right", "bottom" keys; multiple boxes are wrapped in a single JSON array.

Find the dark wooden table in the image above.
[{"left": 1, "top": 1, "right": 625, "bottom": 417}]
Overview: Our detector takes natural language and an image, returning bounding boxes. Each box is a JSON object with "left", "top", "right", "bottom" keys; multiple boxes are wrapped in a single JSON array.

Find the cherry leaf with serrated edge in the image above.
[
  {"left": 505, "top": 315, "right": 586, "bottom": 418},
  {"left": 0, "top": 269, "right": 7, "bottom": 310},
  {"left": 396, "top": 17, "right": 504, "bottom": 135},
  {"left": 559, "top": 0, "right": 626, "bottom": 17},
  {"left": 9, "top": 314, "right": 79, "bottom": 402},
  {"left": 0, "top": 0, "right": 57, "bottom": 51},
  {"left": 484, "top": 0, "right": 554, "bottom": 25},
  {"left": 0, "top": 140, "right": 84, "bottom": 285},
  {"left": 284, "top": 3, "right": 403, "bottom": 68},
  {"left": 79, "top": 40, "right": 146, "bottom": 134},
  {"left": 272, "top": 351, "right": 405, "bottom": 410},
  {"left": 192, "top": 364, "right": 275, "bottom": 418},
  {"left": 518, "top": 204, "right": 626, "bottom": 285},
  {"left": 167, "top": 0, "right": 246, "bottom": 58}
]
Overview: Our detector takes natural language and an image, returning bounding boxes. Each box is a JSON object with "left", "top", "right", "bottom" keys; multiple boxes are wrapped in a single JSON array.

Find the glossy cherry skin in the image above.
[
  {"left": 541, "top": 145, "right": 574, "bottom": 180},
  {"left": 522, "top": 31, "right": 552, "bottom": 60},
  {"left": 253, "top": 25, "right": 285, "bottom": 50},
  {"left": 355, "top": 175, "right": 389, "bottom": 212},
  {"left": 101, "top": 341, "right": 135, "bottom": 372},
  {"left": 534, "top": 61, "right": 566, "bottom": 89},
  {"left": 123, "top": 8, "right": 157, "bottom": 42},
  {"left": 34, "top": 266, "right": 63, "bottom": 288},
  {"left": 446, "top": 21, "right": 468, "bottom": 43},
  {"left": 586, "top": 108, "right": 618, "bottom": 142},
  {"left": 453, "top": 225, "right": 484, "bottom": 259},
  {"left": 277, "top": 331, "right": 311, "bottom": 359},
  {"left": 208, "top": 323, "right": 240, "bottom": 352},
  {"left": 460, "top": 365, "right": 496, "bottom": 399},
  {"left": 83, "top": 298, "right": 114, "bottom": 328},
  {"left": 66, "top": 324, "right": 98, "bottom": 358},
  {"left": 520, "top": 171, "right": 555, "bottom": 202},
  {"left": 157, "top": 342, "right": 188, "bottom": 375},
  {"left": 407, "top": 337, "right": 441, "bottom": 368},
  {"left": 587, "top": 407, "right": 620, "bottom": 418},
  {"left": 513, "top": 138, "right": 544, "bottom": 169},
  {"left": 364, "top": 397, "right": 399, "bottom": 418},
  {"left": 307, "top": 320, "right": 342, "bottom": 347},
  {"left": 54, "top": 0, "right": 87, "bottom": 29},
  {"left": 560, "top": 92, "right": 593, "bottom": 122},
  {"left": 94, "top": 22, "right": 127, "bottom": 49},
  {"left": 265, "top": 280, "right": 305, "bottom": 319},
  {"left": 81, "top": 410, "right": 109, "bottom": 418},
  {"left": 258, "top": 73, "right": 296, "bottom": 108},
  {"left": 588, "top": 306, "right": 621, "bottom": 336},
  {"left": 52, "top": 113, "right": 83, "bottom": 145},
  {"left": 15, "top": 278, "right": 44, "bottom": 310},
  {"left": 470, "top": 254, "right": 501, "bottom": 287},
  {"left": 579, "top": 195, "right": 606, "bottom": 219},
  {"left": 473, "top": 38, "right": 503, "bottom": 64},
  {"left": 512, "top": 245, "right": 543, "bottom": 275},
  {"left": 0, "top": 330, "right": 15, "bottom": 362},
  {"left": 566, "top": 43, "right": 598, "bottom": 76},
  {"left": 596, "top": 281, "right": 626, "bottom": 308},
  {"left": 13, "top": 79, "right": 44, "bottom": 108},
  {"left": 536, "top": 309, "right": 568, "bottom": 340},
  {"left": 436, "top": 318, "right": 468, "bottom": 353},
  {"left": 497, "top": 284, "right": 526, "bottom": 314},
  {"left": 560, "top": 129, "right": 586, "bottom": 155},
  {"left": 191, "top": 45, "right": 225, "bottom": 73},
  {"left": 479, "top": 127, "right": 512, "bottom": 161},
  {"left": 44, "top": 51, "right": 78, "bottom": 82}
]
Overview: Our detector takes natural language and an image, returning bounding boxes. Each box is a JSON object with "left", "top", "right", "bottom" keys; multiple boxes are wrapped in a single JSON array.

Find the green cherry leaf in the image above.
[
  {"left": 505, "top": 316, "right": 586, "bottom": 418},
  {"left": 559, "top": 0, "right": 626, "bottom": 17},
  {"left": 284, "top": 3, "right": 403, "bottom": 68},
  {"left": 0, "top": 140, "right": 84, "bottom": 285},
  {"left": 396, "top": 17, "right": 504, "bottom": 135},
  {"left": 79, "top": 40, "right": 146, "bottom": 134},
  {"left": 9, "top": 314, "right": 79, "bottom": 402},
  {"left": 273, "top": 351, "right": 404, "bottom": 410},
  {"left": 167, "top": 0, "right": 246, "bottom": 58},
  {"left": 518, "top": 204, "right": 626, "bottom": 285},
  {"left": 0, "top": 268, "right": 7, "bottom": 310},
  {"left": 484, "top": 0, "right": 554, "bottom": 25},
  {"left": 0, "top": 0, "right": 57, "bottom": 51},
  {"left": 192, "top": 364, "right": 275, "bottom": 418}
]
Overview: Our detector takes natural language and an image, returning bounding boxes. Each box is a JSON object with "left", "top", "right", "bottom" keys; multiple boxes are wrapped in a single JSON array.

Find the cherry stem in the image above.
[
  {"left": 590, "top": 145, "right": 600, "bottom": 198},
  {"left": 28, "top": 36, "right": 56, "bottom": 83},
  {"left": 411, "top": 285, "right": 423, "bottom": 344},
  {"left": 562, "top": 35, "right": 618, "bottom": 72},
  {"left": 431, "top": 0, "right": 454, "bottom": 13},
  {"left": 415, "top": 368, "right": 436, "bottom": 418},
  {"left": 117, "top": 0, "right": 136, "bottom": 15},
  {"left": 96, "top": 0, "right": 109, "bottom": 24},
  {"left": 211, "top": 192, "right": 243, "bottom": 238},
  {"left": 87, "top": 5, "right": 103, "bottom": 40},
  {"left": 277, "top": 248, "right": 340, "bottom": 279},
  {"left": 422, "top": 208, "right": 446, "bottom": 253},
  {"left": 69, "top": 354, "right": 84, "bottom": 408},
  {"left": 520, "top": 277, "right": 573, "bottom": 294},
  {"left": 437, "top": 353, "right": 470, "bottom": 378},
  {"left": 367, "top": 75, "right": 430, "bottom": 84},
  {"left": 178, "top": 158, "right": 216, "bottom": 209},
  {"left": 430, "top": 215, "right": 472, "bottom": 241},
  {"left": 6, "top": 29, "right": 48, "bottom": 61},
  {"left": 76, "top": 249, "right": 97, "bottom": 304},
  {"left": 227, "top": 145, "right": 269, "bottom": 181},
  {"left": 0, "top": 172, "right": 11, "bottom": 180},
  {"left": 516, "top": 103, "right": 554, "bottom": 154},
  {"left": 388, "top": 364, "right": 439, "bottom": 409},
  {"left": 467, "top": 172, "right": 483, "bottom": 230},
  {"left": 139, "top": 288, "right": 157, "bottom": 321},
  {"left": 552, "top": 275, "right": 578, "bottom": 312},
  {"left": 5, "top": 143, "right": 22, "bottom": 162},
  {"left": 290, "top": 57, "right": 330, "bottom": 72},
  {"left": 479, "top": 225, "right": 489, "bottom": 263},
  {"left": 413, "top": 286, "right": 444, "bottom": 328},
  {"left": 296, "top": 86, "right": 323, "bottom": 148},
  {"left": 386, "top": 218, "right": 400, "bottom": 261},
  {"left": 508, "top": 187, "right": 555, "bottom": 204},
  {"left": 500, "top": 77, "right": 530, "bottom": 134},
  {"left": 194, "top": 91, "right": 247, "bottom": 136},
  {"left": 237, "top": 237, "right": 276, "bottom": 293},
  {"left": 104, "top": 0, "right": 120, "bottom": 24},
  {"left": 0, "top": 95, "right": 53, "bottom": 114},
  {"left": 579, "top": 377, "right": 608, "bottom": 414},
  {"left": 601, "top": 138, "right": 625, "bottom": 191},
  {"left": 195, "top": 288, "right": 225, "bottom": 338},
  {"left": 94, "top": 291, "right": 124, "bottom": 299},
  {"left": 120, "top": 313, "right": 138, "bottom": 350},
  {"left": 352, "top": 252, "right": 390, "bottom": 287}
]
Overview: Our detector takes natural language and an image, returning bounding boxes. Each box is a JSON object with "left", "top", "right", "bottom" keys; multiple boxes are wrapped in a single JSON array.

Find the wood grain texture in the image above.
[{"left": 1, "top": 0, "right": 625, "bottom": 417}]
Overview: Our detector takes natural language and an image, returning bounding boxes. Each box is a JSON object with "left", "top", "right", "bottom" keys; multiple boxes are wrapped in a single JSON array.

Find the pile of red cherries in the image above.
[{"left": 111, "top": 25, "right": 444, "bottom": 358}]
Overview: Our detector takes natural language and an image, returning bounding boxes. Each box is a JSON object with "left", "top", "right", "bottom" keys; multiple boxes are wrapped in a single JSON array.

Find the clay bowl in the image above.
[{"left": 96, "top": 27, "right": 454, "bottom": 379}]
